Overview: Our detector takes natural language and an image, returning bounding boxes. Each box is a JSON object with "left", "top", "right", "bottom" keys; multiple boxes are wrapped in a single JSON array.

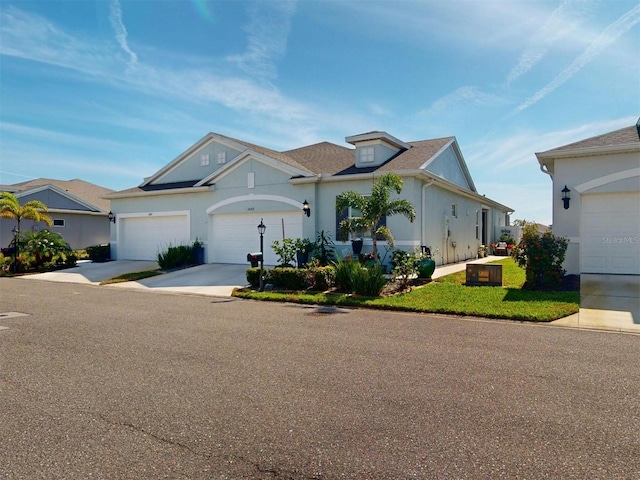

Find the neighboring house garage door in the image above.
[
  {"left": 119, "top": 214, "right": 190, "bottom": 261},
  {"left": 581, "top": 192, "right": 640, "bottom": 275},
  {"left": 210, "top": 211, "right": 303, "bottom": 265}
]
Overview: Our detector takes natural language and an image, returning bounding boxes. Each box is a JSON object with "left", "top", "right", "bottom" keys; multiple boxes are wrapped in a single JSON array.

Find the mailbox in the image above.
[{"left": 247, "top": 252, "right": 263, "bottom": 267}]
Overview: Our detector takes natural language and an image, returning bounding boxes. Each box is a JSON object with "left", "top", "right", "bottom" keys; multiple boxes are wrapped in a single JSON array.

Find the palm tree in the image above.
[
  {"left": 0, "top": 192, "right": 53, "bottom": 270},
  {"left": 336, "top": 173, "right": 416, "bottom": 260}
]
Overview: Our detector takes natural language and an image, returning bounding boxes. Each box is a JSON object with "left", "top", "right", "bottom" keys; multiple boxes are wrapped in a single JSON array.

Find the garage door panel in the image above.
[
  {"left": 210, "top": 212, "right": 303, "bottom": 265},
  {"left": 581, "top": 193, "right": 640, "bottom": 275},
  {"left": 120, "top": 215, "right": 190, "bottom": 261}
]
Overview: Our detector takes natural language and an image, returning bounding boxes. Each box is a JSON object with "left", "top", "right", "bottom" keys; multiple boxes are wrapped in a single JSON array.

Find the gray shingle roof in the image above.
[
  {"left": 8, "top": 178, "right": 113, "bottom": 212},
  {"left": 542, "top": 124, "right": 640, "bottom": 153}
]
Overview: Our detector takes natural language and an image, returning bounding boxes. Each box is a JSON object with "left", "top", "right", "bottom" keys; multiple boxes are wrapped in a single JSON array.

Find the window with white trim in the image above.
[
  {"left": 451, "top": 204, "right": 458, "bottom": 218},
  {"left": 217, "top": 152, "right": 226, "bottom": 164},
  {"left": 248, "top": 172, "right": 255, "bottom": 189},
  {"left": 201, "top": 153, "right": 210, "bottom": 166},
  {"left": 53, "top": 219, "right": 65, "bottom": 227},
  {"left": 360, "top": 146, "right": 374, "bottom": 163}
]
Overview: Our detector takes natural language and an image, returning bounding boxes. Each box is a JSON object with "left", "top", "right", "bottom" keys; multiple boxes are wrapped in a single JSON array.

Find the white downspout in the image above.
[{"left": 421, "top": 179, "right": 435, "bottom": 248}]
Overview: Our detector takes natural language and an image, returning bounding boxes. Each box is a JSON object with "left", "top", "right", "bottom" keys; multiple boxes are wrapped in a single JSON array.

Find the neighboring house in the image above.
[
  {"left": 0, "top": 178, "right": 114, "bottom": 250},
  {"left": 106, "top": 131, "right": 513, "bottom": 266},
  {"left": 536, "top": 119, "right": 640, "bottom": 324}
]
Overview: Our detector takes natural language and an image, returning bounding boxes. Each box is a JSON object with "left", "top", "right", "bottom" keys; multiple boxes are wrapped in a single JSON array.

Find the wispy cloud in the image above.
[
  {"left": 226, "top": 0, "right": 296, "bottom": 80},
  {"left": 467, "top": 116, "right": 637, "bottom": 170},
  {"left": 515, "top": 4, "right": 640, "bottom": 112},
  {"left": 505, "top": 0, "right": 587, "bottom": 86},
  {"left": 109, "top": 0, "right": 138, "bottom": 70}
]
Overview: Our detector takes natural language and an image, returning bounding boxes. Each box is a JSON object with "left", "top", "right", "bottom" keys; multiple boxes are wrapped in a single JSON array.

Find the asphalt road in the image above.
[{"left": 1, "top": 277, "right": 638, "bottom": 479}]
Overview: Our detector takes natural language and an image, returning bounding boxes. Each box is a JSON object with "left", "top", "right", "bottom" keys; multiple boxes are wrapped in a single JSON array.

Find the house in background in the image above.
[
  {"left": 106, "top": 131, "right": 513, "bottom": 266},
  {"left": 536, "top": 119, "right": 640, "bottom": 325},
  {"left": 0, "top": 178, "right": 113, "bottom": 250}
]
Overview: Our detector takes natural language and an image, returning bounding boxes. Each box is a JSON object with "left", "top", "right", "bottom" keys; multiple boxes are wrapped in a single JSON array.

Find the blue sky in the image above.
[{"left": 1, "top": 0, "right": 639, "bottom": 225}]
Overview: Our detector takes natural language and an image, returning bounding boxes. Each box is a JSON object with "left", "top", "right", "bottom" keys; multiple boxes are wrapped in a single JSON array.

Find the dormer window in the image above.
[
  {"left": 360, "top": 147, "right": 375, "bottom": 163},
  {"left": 201, "top": 154, "right": 210, "bottom": 166}
]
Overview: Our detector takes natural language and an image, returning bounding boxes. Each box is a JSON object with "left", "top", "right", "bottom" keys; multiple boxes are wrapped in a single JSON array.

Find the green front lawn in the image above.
[{"left": 233, "top": 259, "right": 579, "bottom": 322}]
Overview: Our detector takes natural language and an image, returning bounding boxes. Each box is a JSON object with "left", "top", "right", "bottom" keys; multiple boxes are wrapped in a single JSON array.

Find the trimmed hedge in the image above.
[
  {"left": 86, "top": 244, "right": 111, "bottom": 263},
  {"left": 270, "top": 267, "right": 307, "bottom": 290}
]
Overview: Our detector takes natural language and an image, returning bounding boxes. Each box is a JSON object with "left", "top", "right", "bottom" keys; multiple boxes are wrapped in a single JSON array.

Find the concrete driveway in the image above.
[
  {"left": 107, "top": 262, "right": 249, "bottom": 296},
  {"left": 21, "top": 261, "right": 249, "bottom": 297}
]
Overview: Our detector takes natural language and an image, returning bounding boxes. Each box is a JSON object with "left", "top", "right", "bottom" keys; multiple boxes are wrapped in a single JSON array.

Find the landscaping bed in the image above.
[{"left": 233, "top": 259, "right": 580, "bottom": 322}]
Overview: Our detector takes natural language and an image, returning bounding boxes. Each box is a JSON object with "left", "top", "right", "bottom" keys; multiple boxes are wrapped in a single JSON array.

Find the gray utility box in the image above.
[{"left": 466, "top": 264, "right": 503, "bottom": 286}]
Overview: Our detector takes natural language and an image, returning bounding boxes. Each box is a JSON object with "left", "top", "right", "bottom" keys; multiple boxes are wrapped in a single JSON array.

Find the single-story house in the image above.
[
  {"left": 536, "top": 119, "right": 640, "bottom": 324},
  {"left": 1, "top": 178, "right": 114, "bottom": 250},
  {"left": 106, "top": 131, "right": 513, "bottom": 266}
]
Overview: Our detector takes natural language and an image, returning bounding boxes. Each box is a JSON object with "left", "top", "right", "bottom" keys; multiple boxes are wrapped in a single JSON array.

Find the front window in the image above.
[{"left": 201, "top": 153, "right": 210, "bottom": 166}]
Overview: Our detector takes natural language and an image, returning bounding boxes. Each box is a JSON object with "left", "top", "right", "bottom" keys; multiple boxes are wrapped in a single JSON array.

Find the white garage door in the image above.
[
  {"left": 581, "top": 192, "right": 640, "bottom": 275},
  {"left": 210, "top": 211, "right": 303, "bottom": 265},
  {"left": 119, "top": 214, "right": 190, "bottom": 261}
]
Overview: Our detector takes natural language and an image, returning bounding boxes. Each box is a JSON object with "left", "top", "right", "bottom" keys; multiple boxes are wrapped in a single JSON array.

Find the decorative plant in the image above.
[
  {"left": 336, "top": 173, "right": 416, "bottom": 262},
  {"left": 271, "top": 238, "right": 297, "bottom": 267},
  {"left": 513, "top": 231, "right": 568, "bottom": 290},
  {"left": 313, "top": 230, "right": 335, "bottom": 265}
]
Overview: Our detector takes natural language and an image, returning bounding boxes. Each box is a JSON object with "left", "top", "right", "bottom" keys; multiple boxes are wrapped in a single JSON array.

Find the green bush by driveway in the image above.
[{"left": 233, "top": 258, "right": 579, "bottom": 322}]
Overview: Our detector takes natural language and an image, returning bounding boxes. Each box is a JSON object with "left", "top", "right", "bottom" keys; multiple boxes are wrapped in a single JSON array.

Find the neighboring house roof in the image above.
[
  {"left": 543, "top": 124, "right": 640, "bottom": 153},
  {"left": 536, "top": 119, "right": 640, "bottom": 175},
  {"left": 5, "top": 178, "right": 113, "bottom": 212}
]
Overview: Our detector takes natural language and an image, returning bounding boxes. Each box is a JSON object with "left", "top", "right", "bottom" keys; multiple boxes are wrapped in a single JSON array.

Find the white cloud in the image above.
[
  {"left": 226, "top": 0, "right": 296, "bottom": 80},
  {"left": 505, "top": 0, "right": 588, "bottom": 86},
  {"left": 467, "top": 116, "right": 637, "bottom": 171},
  {"left": 109, "top": 0, "right": 138, "bottom": 70},
  {"left": 515, "top": 3, "right": 640, "bottom": 112}
]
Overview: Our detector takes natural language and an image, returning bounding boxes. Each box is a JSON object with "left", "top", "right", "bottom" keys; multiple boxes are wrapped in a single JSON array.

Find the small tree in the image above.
[
  {"left": 514, "top": 231, "right": 568, "bottom": 290},
  {"left": 336, "top": 173, "right": 416, "bottom": 261}
]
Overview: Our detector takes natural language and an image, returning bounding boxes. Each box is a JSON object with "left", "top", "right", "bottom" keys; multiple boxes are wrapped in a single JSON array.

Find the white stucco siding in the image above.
[
  {"left": 156, "top": 141, "right": 242, "bottom": 184},
  {"left": 425, "top": 146, "right": 471, "bottom": 190}
]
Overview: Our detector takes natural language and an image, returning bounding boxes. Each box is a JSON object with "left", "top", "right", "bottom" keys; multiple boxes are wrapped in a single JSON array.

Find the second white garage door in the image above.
[
  {"left": 581, "top": 192, "right": 640, "bottom": 275},
  {"left": 210, "top": 211, "right": 303, "bottom": 265},
  {"left": 119, "top": 214, "right": 190, "bottom": 261}
]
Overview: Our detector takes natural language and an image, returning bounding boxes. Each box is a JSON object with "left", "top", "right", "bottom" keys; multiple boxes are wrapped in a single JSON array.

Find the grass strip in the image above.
[{"left": 100, "top": 270, "right": 162, "bottom": 285}]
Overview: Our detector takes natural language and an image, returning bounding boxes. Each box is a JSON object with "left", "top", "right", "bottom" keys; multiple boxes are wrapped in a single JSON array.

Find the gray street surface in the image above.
[{"left": 1, "top": 277, "right": 638, "bottom": 479}]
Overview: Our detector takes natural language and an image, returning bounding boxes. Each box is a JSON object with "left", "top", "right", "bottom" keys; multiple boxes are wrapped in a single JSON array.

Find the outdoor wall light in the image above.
[
  {"left": 108, "top": 211, "right": 116, "bottom": 223},
  {"left": 561, "top": 185, "right": 571, "bottom": 210},
  {"left": 302, "top": 199, "right": 311, "bottom": 217}
]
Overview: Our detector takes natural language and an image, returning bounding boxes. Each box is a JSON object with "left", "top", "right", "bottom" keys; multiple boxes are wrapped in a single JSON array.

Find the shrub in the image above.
[
  {"left": 391, "top": 249, "right": 419, "bottom": 290},
  {"left": 313, "top": 230, "right": 336, "bottom": 265},
  {"left": 269, "top": 267, "right": 307, "bottom": 290},
  {"left": 271, "top": 238, "right": 297, "bottom": 267},
  {"left": 21, "top": 229, "right": 74, "bottom": 271},
  {"left": 86, "top": 244, "right": 111, "bottom": 262},
  {"left": 306, "top": 262, "right": 336, "bottom": 291},
  {"left": 333, "top": 257, "right": 361, "bottom": 292},
  {"left": 157, "top": 244, "right": 194, "bottom": 270},
  {"left": 246, "top": 267, "right": 271, "bottom": 288},
  {"left": 514, "top": 231, "right": 568, "bottom": 290},
  {"left": 352, "top": 264, "right": 387, "bottom": 297}
]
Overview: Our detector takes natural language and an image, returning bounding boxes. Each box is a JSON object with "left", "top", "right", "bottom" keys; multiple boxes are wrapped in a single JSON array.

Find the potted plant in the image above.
[
  {"left": 294, "top": 237, "right": 315, "bottom": 268},
  {"left": 416, "top": 248, "right": 436, "bottom": 279},
  {"left": 192, "top": 238, "right": 205, "bottom": 265},
  {"left": 478, "top": 244, "right": 487, "bottom": 258},
  {"left": 351, "top": 238, "right": 363, "bottom": 255}
]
